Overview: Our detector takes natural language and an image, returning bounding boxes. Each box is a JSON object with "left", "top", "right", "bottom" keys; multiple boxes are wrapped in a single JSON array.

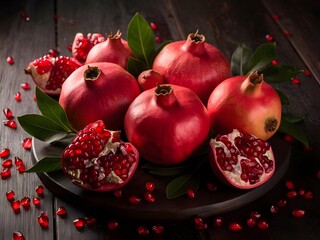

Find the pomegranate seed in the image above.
[
  {"left": 107, "top": 220, "right": 119, "bottom": 230},
  {"left": 3, "top": 108, "right": 14, "bottom": 119},
  {"left": 270, "top": 205, "right": 279, "bottom": 214},
  {"left": 292, "top": 209, "right": 305, "bottom": 217},
  {"left": 206, "top": 182, "right": 218, "bottom": 191},
  {"left": 113, "top": 189, "right": 122, "bottom": 198},
  {"left": 283, "top": 31, "right": 291, "bottom": 37},
  {"left": 20, "top": 11, "right": 30, "bottom": 22},
  {"left": 265, "top": 34, "right": 275, "bottom": 42},
  {"left": 155, "top": 36, "right": 163, "bottom": 43},
  {"left": 291, "top": 77, "right": 300, "bottom": 85},
  {"left": 0, "top": 148, "right": 10, "bottom": 158},
  {"left": 303, "top": 191, "right": 313, "bottom": 199},
  {"left": 194, "top": 217, "right": 208, "bottom": 230},
  {"left": 11, "top": 200, "right": 21, "bottom": 212},
  {"left": 6, "top": 190, "right": 15, "bottom": 202},
  {"left": 137, "top": 225, "right": 149, "bottom": 236},
  {"left": 144, "top": 192, "right": 156, "bottom": 203},
  {"left": 21, "top": 82, "right": 30, "bottom": 90},
  {"left": 277, "top": 199, "right": 287, "bottom": 208},
  {"left": 272, "top": 14, "right": 280, "bottom": 21},
  {"left": 150, "top": 22, "right": 158, "bottom": 31},
  {"left": 152, "top": 225, "right": 164, "bottom": 234},
  {"left": 21, "top": 197, "right": 31, "bottom": 209},
  {"left": 14, "top": 157, "right": 23, "bottom": 166},
  {"left": 213, "top": 217, "right": 223, "bottom": 227},
  {"left": 1, "top": 168, "right": 11, "bottom": 179},
  {"left": 287, "top": 190, "right": 297, "bottom": 198},
  {"left": 257, "top": 220, "right": 269, "bottom": 230},
  {"left": 298, "top": 188, "right": 305, "bottom": 196},
  {"left": 2, "top": 159, "right": 13, "bottom": 168},
  {"left": 85, "top": 216, "right": 97, "bottom": 226},
  {"left": 33, "top": 196, "right": 41, "bottom": 207},
  {"left": 56, "top": 206, "right": 67, "bottom": 216},
  {"left": 3, "top": 119, "right": 17, "bottom": 129},
  {"left": 13, "top": 231, "right": 25, "bottom": 240},
  {"left": 15, "top": 92, "right": 21, "bottom": 101},
  {"left": 228, "top": 222, "right": 242, "bottom": 231},
  {"left": 73, "top": 218, "right": 85, "bottom": 230},
  {"left": 250, "top": 211, "right": 261, "bottom": 220},
  {"left": 284, "top": 134, "right": 294, "bottom": 142},
  {"left": 17, "top": 164, "right": 26, "bottom": 174},
  {"left": 48, "top": 49, "right": 59, "bottom": 57},
  {"left": 128, "top": 195, "right": 141, "bottom": 204},
  {"left": 285, "top": 180, "right": 295, "bottom": 190},
  {"left": 7, "top": 56, "right": 14, "bottom": 65},
  {"left": 22, "top": 137, "right": 32, "bottom": 150},
  {"left": 272, "top": 59, "right": 278, "bottom": 65},
  {"left": 66, "top": 44, "right": 72, "bottom": 52},
  {"left": 38, "top": 211, "right": 49, "bottom": 228},
  {"left": 247, "top": 218, "right": 256, "bottom": 227},
  {"left": 304, "top": 69, "right": 311, "bottom": 77},
  {"left": 36, "top": 185, "right": 45, "bottom": 195},
  {"left": 145, "top": 181, "right": 155, "bottom": 191},
  {"left": 187, "top": 188, "right": 196, "bottom": 198}
]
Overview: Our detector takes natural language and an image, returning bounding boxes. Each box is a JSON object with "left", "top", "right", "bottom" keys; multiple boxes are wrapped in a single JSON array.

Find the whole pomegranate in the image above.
[
  {"left": 25, "top": 55, "right": 82, "bottom": 95},
  {"left": 85, "top": 30, "right": 133, "bottom": 69},
  {"left": 124, "top": 84, "right": 210, "bottom": 166},
  {"left": 209, "top": 129, "right": 275, "bottom": 189},
  {"left": 59, "top": 62, "right": 140, "bottom": 131},
  {"left": 152, "top": 30, "right": 230, "bottom": 103},
  {"left": 62, "top": 120, "right": 139, "bottom": 191},
  {"left": 137, "top": 69, "right": 164, "bottom": 91},
  {"left": 207, "top": 72, "right": 281, "bottom": 140}
]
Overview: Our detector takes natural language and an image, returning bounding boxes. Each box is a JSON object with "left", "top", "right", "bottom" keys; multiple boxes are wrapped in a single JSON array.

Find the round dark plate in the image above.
[{"left": 32, "top": 135, "right": 290, "bottom": 221}]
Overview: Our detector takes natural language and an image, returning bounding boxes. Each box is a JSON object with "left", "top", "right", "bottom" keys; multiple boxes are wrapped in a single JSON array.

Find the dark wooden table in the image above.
[{"left": 1, "top": 0, "right": 320, "bottom": 239}]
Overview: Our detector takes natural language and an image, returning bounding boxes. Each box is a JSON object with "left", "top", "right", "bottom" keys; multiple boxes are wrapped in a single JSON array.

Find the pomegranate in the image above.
[
  {"left": 62, "top": 120, "right": 139, "bottom": 191},
  {"left": 25, "top": 55, "right": 82, "bottom": 95},
  {"left": 72, "top": 32, "right": 105, "bottom": 63},
  {"left": 209, "top": 129, "right": 275, "bottom": 189},
  {"left": 137, "top": 69, "right": 164, "bottom": 91},
  {"left": 152, "top": 30, "right": 230, "bottom": 103},
  {"left": 85, "top": 30, "right": 133, "bottom": 69},
  {"left": 124, "top": 84, "right": 210, "bottom": 165},
  {"left": 59, "top": 62, "right": 140, "bottom": 131},
  {"left": 207, "top": 71, "right": 281, "bottom": 140}
]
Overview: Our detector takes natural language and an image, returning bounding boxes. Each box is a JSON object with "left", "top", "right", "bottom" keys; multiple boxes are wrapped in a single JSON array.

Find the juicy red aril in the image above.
[
  {"left": 137, "top": 226, "right": 149, "bottom": 236},
  {"left": 129, "top": 195, "right": 141, "bottom": 204},
  {"left": 14, "top": 157, "right": 24, "bottom": 166},
  {"left": 152, "top": 225, "right": 164, "bottom": 234},
  {"left": 38, "top": 211, "right": 49, "bottom": 228},
  {"left": 291, "top": 77, "right": 300, "bottom": 85},
  {"left": 13, "top": 231, "right": 25, "bottom": 240},
  {"left": 283, "top": 31, "right": 291, "bottom": 37},
  {"left": 247, "top": 218, "right": 256, "bottom": 227},
  {"left": 250, "top": 211, "right": 261, "bottom": 220},
  {"left": 3, "top": 120, "right": 17, "bottom": 129},
  {"left": 22, "top": 138, "right": 32, "bottom": 150},
  {"left": 73, "top": 218, "right": 86, "bottom": 229},
  {"left": 272, "top": 14, "right": 280, "bottom": 21},
  {"left": 285, "top": 180, "right": 295, "bottom": 190},
  {"left": 66, "top": 44, "right": 72, "bottom": 52},
  {"left": 17, "top": 164, "right": 26, "bottom": 174},
  {"left": 284, "top": 134, "right": 294, "bottom": 142},
  {"left": 257, "top": 220, "right": 269, "bottom": 230},
  {"left": 292, "top": 209, "right": 305, "bottom": 217},
  {"left": 144, "top": 192, "right": 156, "bottom": 203},
  {"left": 303, "top": 191, "right": 313, "bottom": 199},
  {"left": 15, "top": 92, "right": 21, "bottom": 101},
  {"left": 56, "top": 207, "right": 67, "bottom": 216},
  {"left": 85, "top": 216, "right": 97, "bottom": 226},
  {"left": 155, "top": 36, "right": 163, "bottom": 43},
  {"left": 48, "top": 49, "right": 59, "bottom": 57},
  {"left": 6, "top": 190, "right": 15, "bottom": 202},
  {"left": 287, "top": 190, "right": 297, "bottom": 198},
  {"left": 113, "top": 189, "right": 122, "bottom": 198},
  {"left": 298, "top": 188, "right": 305, "bottom": 196},
  {"left": 272, "top": 59, "right": 278, "bottom": 65},
  {"left": 187, "top": 188, "right": 196, "bottom": 198},
  {"left": 213, "top": 217, "right": 223, "bottom": 227},
  {"left": 206, "top": 182, "right": 218, "bottom": 191},
  {"left": 1, "top": 168, "right": 11, "bottom": 179},
  {"left": 3, "top": 108, "right": 14, "bottom": 119},
  {"left": 304, "top": 69, "right": 311, "bottom": 77},
  {"left": 0, "top": 148, "right": 10, "bottom": 158},
  {"left": 11, "top": 200, "right": 21, "bottom": 212},
  {"left": 33, "top": 197, "right": 41, "bottom": 207},
  {"left": 21, "top": 197, "right": 31, "bottom": 209},
  {"left": 228, "top": 222, "right": 242, "bottom": 231},
  {"left": 265, "top": 34, "right": 275, "bottom": 42},
  {"left": 20, "top": 11, "right": 30, "bottom": 21},
  {"left": 21, "top": 82, "right": 30, "bottom": 90},
  {"left": 107, "top": 220, "right": 119, "bottom": 230},
  {"left": 2, "top": 159, "right": 12, "bottom": 168},
  {"left": 145, "top": 181, "right": 155, "bottom": 192},
  {"left": 270, "top": 205, "right": 279, "bottom": 214},
  {"left": 150, "top": 22, "right": 158, "bottom": 31},
  {"left": 194, "top": 217, "right": 208, "bottom": 231},
  {"left": 277, "top": 199, "right": 287, "bottom": 207},
  {"left": 36, "top": 185, "right": 45, "bottom": 195},
  {"left": 7, "top": 56, "right": 14, "bottom": 65}
]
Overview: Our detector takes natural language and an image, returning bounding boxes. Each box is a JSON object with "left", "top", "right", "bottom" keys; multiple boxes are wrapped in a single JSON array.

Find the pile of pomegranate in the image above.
[{"left": 25, "top": 28, "right": 281, "bottom": 193}]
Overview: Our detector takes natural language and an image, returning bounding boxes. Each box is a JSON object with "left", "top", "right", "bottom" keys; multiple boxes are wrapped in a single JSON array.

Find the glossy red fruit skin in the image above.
[
  {"left": 152, "top": 31, "right": 230, "bottom": 103},
  {"left": 59, "top": 63, "right": 140, "bottom": 131},
  {"left": 207, "top": 72, "right": 281, "bottom": 140},
  {"left": 85, "top": 31, "right": 133, "bottom": 69},
  {"left": 124, "top": 84, "right": 210, "bottom": 165}
]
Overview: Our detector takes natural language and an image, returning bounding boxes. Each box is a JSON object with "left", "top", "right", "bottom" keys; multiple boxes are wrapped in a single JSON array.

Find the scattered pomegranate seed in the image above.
[
  {"left": 1, "top": 168, "right": 11, "bottom": 179},
  {"left": 21, "top": 82, "right": 30, "bottom": 90},
  {"left": 272, "top": 59, "right": 278, "bottom": 65},
  {"left": 277, "top": 199, "right": 287, "bottom": 208},
  {"left": 247, "top": 218, "right": 256, "bottom": 227},
  {"left": 13, "top": 231, "right": 25, "bottom": 240},
  {"left": 2, "top": 159, "right": 12, "bottom": 168},
  {"left": 17, "top": 164, "right": 26, "bottom": 174},
  {"left": 85, "top": 216, "right": 97, "bottom": 226},
  {"left": 304, "top": 69, "right": 311, "bottom": 77},
  {"left": 14, "top": 157, "right": 23, "bottom": 166},
  {"left": 152, "top": 225, "right": 164, "bottom": 234},
  {"left": 7, "top": 56, "right": 14, "bottom": 65},
  {"left": 228, "top": 222, "right": 242, "bottom": 231},
  {"left": 257, "top": 220, "right": 269, "bottom": 230},
  {"left": 3, "top": 120, "right": 17, "bottom": 129},
  {"left": 0, "top": 148, "right": 10, "bottom": 158},
  {"left": 22, "top": 138, "right": 32, "bottom": 150},
  {"left": 186, "top": 188, "right": 196, "bottom": 198},
  {"left": 48, "top": 49, "right": 59, "bottom": 57},
  {"left": 20, "top": 11, "right": 30, "bottom": 22},
  {"left": 285, "top": 180, "right": 295, "bottom": 190},
  {"left": 292, "top": 209, "right": 305, "bottom": 217},
  {"left": 3, "top": 108, "right": 14, "bottom": 119},
  {"left": 6, "top": 190, "right": 15, "bottom": 202},
  {"left": 73, "top": 218, "right": 85, "bottom": 230},
  {"left": 11, "top": 200, "right": 21, "bottom": 212},
  {"left": 213, "top": 217, "right": 223, "bottom": 227},
  {"left": 283, "top": 31, "right": 291, "bottom": 37},
  {"left": 287, "top": 190, "right": 298, "bottom": 198},
  {"left": 66, "top": 44, "right": 72, "bottom": 52},
  {"left": 265, "top": 34, "right": 275, "bottom": 42},
  {"left": 137, "top": 225, "right": 149, "bottom": 236},
  {"left": 107, "top": 220, "right": 119, "bottom": 230},
  {"left": 284, "top": 134, "right": 294, "bottom": 142},
  {"left": 33, "top": 196, "right": 41, "bottom": 207},
  {"left": 194, "top": 217, "right": 208, "bottom": 230},
  {"left": 56, "top": 206, "right": 67, "bottom": 216},
  {"left": 21, "top": 197, "right": 31, "bottom": 209},
  {"left": 145, "top": 181, "right": 155, "bottom": 192},
  {"left": 155, "top": 36, "right": 163, "bottom": 43},
  {"left": 303, "top": 191, "right": 313, "bottom": 199},
  {"left": 15, "top": 92, "right": 22, "bottom": 102},
  {"left": 150, "top": 22, "right": 158, "bottom": 31},
  {"left": 298, "top": 188, "right": 305, "bottom": 196},
  {"left": 128, "top": 195, "right": 141, "bottom": 204},
  {"left": 270, "top": 205, "right": 279, "bottom": 214},
  {"left": 38, "top": 211, "right": 49, "bottom": 228},
  {"left": 272, "top": 14, "right": 280, "bottom": 21},
  {"left": 113, "top": 189, "right": 122, "bottom": 198},
  {"left": 144, "top": 192, "right": 156, "bottom": 203},
  {"left": 291, "top": 77, "right": 300, "bottom": 85},
  {"left": 206, "top": 182, "right": 218, "bottom": 191},
  {"left": 36, "top": 185, "right": 45, "bottom": 195},
  {"left": 250, "top": 211, "right": 261, "bottom": 220}
]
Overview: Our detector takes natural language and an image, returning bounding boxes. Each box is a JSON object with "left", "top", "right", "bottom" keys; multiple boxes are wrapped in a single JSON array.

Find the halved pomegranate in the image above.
[
  {"left": 209, "top": 129, "right": 275, "bottom": 189},
  {"left": 62, "top": 120, "right": 139, "bottom": 191}
]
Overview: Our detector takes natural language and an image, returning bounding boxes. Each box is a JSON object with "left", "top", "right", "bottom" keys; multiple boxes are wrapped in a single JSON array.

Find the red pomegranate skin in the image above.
[
  {"left": 152, "top": 32, "right": 230, "bottom": 104},
  {"left": 124, "top": 84, "right": 210, "bottom": 166},
  {"left": 207, "top": 73, "right": 281, "bottom": 140},
  {"left": 59, "top": 62, "right": 140, "bottom": 131}
]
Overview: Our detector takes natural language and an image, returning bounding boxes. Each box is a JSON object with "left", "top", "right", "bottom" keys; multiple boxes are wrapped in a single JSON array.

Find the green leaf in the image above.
[
  {"left": 127, "top": 12, "right": 156, "bottom": 69},
  {"left": 278, "top": 118, "right": 309, "bottom": 146},
  {"left": 282, "top": 112, "right": 304, "bottom": 123},
  {"left": 17, "top": 114, "right": 69, "bottom": 142},
  {"left": 126, "top": 56, "right": 148, "bottom": 78},
  {"left": 36, "top": 87, "right": 74, "bottom": 132},
  {"left": 26, "top": 156, "right": 61, "bottom": 173},
  {"left": 166, "top": 173, "right": 200, "bottom": 199},
  {"left": 244, "top": 43, "right": 276, "bottom": 74},
  {"left": 275, "top": 89, "right": 290, "bottom": 105},
  {"left": 231, "top": 43, "right": 252, "bottom": 76},
  {"left": 262, "top": 64, "right": 300, "bottom": 83}
]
